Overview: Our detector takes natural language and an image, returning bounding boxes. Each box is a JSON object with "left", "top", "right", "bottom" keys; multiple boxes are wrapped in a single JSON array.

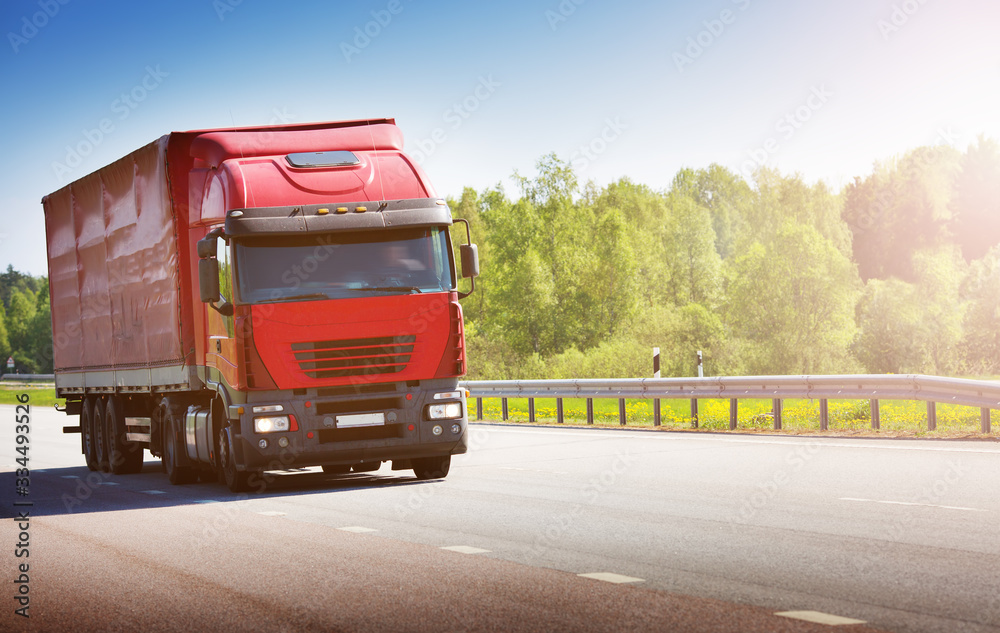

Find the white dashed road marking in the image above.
[
  {"left": 840, "top": 497, "right": 987, "bottom": 512},
  {"left": 577, "top": 572, "right": 644, "bottom": 584},
  {"left": 775, "top": 611, "right": 867, "bottom": 626},
  {"left": 440, "top": 546, "right": 490, "bottom": 554},
  {"left": 338, "top": 526, "right": 378, "bottom": 533}
]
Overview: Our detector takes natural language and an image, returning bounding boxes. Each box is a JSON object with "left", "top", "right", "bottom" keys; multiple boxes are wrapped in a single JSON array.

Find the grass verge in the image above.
[{"left": 0, "top": 386, "right": 64, "bottom": 408}]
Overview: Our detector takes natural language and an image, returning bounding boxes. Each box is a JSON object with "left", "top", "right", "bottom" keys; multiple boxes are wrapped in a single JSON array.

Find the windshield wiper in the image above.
[
  {"left": 356, "top": 286, "right": 422, "bottom": 294},
  {"left": 259, "top": 293, "right": 330, "bottom": 303}
]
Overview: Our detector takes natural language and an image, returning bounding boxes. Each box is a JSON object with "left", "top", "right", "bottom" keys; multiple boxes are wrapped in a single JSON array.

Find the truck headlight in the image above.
[
  {"left": 426, "top": 403, "right": 463, "bottom": 420},
  {"left": 255, "top": 416, "right": 290, "bottom": 433}
]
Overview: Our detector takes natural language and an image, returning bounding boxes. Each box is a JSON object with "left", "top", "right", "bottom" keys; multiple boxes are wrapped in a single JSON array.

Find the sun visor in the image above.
[{"left": 225, "top": 198, "right": 453, "bottom": 237}]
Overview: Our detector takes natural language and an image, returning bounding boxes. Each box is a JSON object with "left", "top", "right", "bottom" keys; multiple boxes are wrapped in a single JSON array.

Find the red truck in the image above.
[{"left": 41, "top": 118, "right": 479, "bottom": 492}]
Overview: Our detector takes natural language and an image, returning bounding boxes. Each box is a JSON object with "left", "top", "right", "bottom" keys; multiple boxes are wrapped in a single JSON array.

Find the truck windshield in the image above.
[{"left": 234, "top": 227, "right": 454, "bottom": 304}]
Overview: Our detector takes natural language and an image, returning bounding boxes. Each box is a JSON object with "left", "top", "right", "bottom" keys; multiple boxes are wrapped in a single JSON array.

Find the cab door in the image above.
[{"left": 206, "top": 237, "right": 239, "bottom": 388}]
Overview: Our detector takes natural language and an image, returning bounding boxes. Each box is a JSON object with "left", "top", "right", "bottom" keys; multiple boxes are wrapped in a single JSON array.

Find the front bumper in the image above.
[{"left": 231, "top": 379, "right": 468, "bottom": 471}]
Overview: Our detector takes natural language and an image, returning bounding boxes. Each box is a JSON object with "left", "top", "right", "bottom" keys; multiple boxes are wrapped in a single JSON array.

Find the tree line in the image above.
[
  {"left": 5, "top": 136, "right": 999, "bottom": 380},
  {"left": 453, "top": 136, "right": 1000, "bottom": 380},
  {"left": 0, "top": 265, "right": 51, "bottom": 374}
]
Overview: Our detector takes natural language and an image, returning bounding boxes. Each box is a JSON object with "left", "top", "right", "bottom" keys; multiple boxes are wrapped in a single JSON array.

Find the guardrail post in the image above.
[
  {"left": 820, "top": 399, "right": 829, "bottom": 431},
  {"left": 557, "top": 399, "right": 564, "bottom": 424},
  {"left": 586, "top": 398, "right": 594, "bottom": 425},
  {"left": 618, "top": 399, "right": 626, "bottom": 426},
  {"left": 476, "top": 397, "right": 483, "bottom": 421},
  {"left": 871, "top": 399, "right": 880, "bottom": 430},
  {"left": 653, "top": 347, "right": 661, "bottom": 427},
  {"left": 529, "top": 398, "right": 535, "bottom": 423},
  {"left": 690, "top": 398, "right": 699, "bottom": 429},
  {"left": 981, "top": 408, "right": 991, "bottom": 434},
  {"left": 927, "top": 402, "right": 936, "bottom": 431},
  {"left": 729, "top": 398, "right": 738, "bottom": 430},
  {"left": 773, "top": 399, "right": 782, "bottom": 430},
  {"left": 502, "top": 398, "right": 509, "bottom": 421}
]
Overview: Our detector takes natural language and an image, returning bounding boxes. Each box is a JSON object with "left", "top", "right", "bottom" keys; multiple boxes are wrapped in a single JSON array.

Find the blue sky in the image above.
[{"left": 2, "top": 0, "right": 999, "bottom": 276}]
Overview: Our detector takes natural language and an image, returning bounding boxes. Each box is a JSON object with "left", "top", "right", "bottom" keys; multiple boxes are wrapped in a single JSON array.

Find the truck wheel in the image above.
[
  {"left": 107, "top": 397, "right": 143, "bottom": 475},
  {"left": 93, "top": 398, "right": 112, "bottom": 473},
  {"left": 412, "top": 455, "right": 451, "bottom": 480},
  {"left": 161, "top": 405, "right": 197, "bottom": 485},
  {"left": 218, "top": 426, "right": 253, "bottom": 493},
  {"left": 80, "top": 398, "right": 99, "bottom": 471}
]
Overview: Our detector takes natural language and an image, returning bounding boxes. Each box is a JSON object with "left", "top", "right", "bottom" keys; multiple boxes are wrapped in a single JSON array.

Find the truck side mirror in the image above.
[
  {"left": 197, "top": 236, "right": 217, "bottom": 259},
  {"left": 199, "top": 258, "right": 221, "bottom": 303},
  {"left": 460, "top": 244, "right": 480, "bottom": 279}
]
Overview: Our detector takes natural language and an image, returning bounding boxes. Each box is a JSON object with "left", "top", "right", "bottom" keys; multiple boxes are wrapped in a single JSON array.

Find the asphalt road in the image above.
[{"left": 2, "top": 404, "right": 999, "bottom": 632}]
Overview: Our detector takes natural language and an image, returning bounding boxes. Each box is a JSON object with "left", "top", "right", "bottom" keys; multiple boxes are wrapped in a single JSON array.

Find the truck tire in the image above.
[
  {"left": 107, "top": 397, "right": 144, "bottom": 475},
  {"left": 160, "top": 401, "right": 197, "bottom": 485},
  {"left": 93, "top": 398, "right": 112, "bottom": 473},
  {"left": 218, "top": 425, "right": 253, "bottom": 493},
  {"left": 80, "top": 398, "right": 99, "bottom": 471},
  {"left": 412, "top": 455, "right": 450, "bottom": 480}
]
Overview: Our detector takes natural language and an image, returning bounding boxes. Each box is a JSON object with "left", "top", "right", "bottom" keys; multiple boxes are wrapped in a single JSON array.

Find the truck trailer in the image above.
[{"left": 41, "top": 118, "right": 479, "bottom": 492}]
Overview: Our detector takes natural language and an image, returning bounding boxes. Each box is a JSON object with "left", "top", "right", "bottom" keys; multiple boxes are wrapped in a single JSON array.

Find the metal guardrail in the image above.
[
  {"left": 460, "top": 375, "right": 1000, "bottom": 433},
  {"left": 0, "top": 373, "right": 55, "bottom": 382}
]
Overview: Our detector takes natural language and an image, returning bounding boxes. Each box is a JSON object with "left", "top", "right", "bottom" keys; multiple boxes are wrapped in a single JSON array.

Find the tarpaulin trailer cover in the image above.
[{"left": 42, "top": 136, "right": 189, "bottom": 389}]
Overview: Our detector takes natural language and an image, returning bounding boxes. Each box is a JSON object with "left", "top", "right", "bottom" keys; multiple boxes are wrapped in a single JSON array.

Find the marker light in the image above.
[
  {"left": 433, "top": 391, "right": 463, "bottom": 400},
  {"left": 317, "top": 208, "right": 330, "bottom": 215},
  {"left": 336, "top": 207, "right": 349, "bottom": 214},
  {"left": 252, "top": 405, "right": 284, "bottom": 413},
  {"left": 355, "top": 206, "right": 367, "bottom": 213}
]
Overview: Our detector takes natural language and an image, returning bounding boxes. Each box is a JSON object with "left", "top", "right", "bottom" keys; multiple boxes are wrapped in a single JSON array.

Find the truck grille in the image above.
[{"left": 291, "top": 335, "right": 415, "bottom": 380}]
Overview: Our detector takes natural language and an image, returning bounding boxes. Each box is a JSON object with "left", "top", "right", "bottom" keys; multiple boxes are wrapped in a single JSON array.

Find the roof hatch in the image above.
[{"left": 286, "top": 150, "right": 361, "bottom": 168}]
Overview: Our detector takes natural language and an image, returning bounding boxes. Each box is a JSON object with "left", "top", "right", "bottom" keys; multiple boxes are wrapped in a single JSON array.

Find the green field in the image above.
[
  {"left": 472, "top": 396, "right": 1000, "bottom": 437},
  {"left": 0, "top": 387, "right": 63, "bottom": 408}
]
